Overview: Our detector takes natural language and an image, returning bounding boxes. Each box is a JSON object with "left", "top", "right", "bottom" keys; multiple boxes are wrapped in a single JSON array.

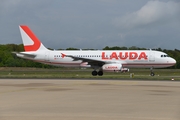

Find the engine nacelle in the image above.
[
  {"left": 102, "top": 63, "right": 122, "bottom": 72},
  {"left": 80, "top": 62, "right": 91, "bottom": 68}
]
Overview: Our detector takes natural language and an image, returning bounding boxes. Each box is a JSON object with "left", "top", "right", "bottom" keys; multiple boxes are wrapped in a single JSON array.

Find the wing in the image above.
[{"left": 62, "top": 53, "right": 111, "bottom": 67}]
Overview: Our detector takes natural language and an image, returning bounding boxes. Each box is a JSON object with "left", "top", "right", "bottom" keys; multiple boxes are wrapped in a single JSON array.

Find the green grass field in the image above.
[{"left": 0, "top": 67, "right": 180, "bottom": 80}]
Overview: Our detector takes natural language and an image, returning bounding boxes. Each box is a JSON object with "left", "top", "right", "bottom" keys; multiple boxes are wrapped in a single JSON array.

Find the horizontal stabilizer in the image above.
[{"left": 12, "top": 52, "right": 36, "bottom": 58}]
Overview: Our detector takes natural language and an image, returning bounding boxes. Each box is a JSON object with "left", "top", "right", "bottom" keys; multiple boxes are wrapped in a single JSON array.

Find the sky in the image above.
[{"left": 0, "top": 0, "right": 180, "bottom": 50}]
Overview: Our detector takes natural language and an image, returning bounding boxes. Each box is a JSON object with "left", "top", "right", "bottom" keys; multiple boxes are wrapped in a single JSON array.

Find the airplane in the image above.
[{"left": 14, "top": 25, "right": 176, "bottom": 76}]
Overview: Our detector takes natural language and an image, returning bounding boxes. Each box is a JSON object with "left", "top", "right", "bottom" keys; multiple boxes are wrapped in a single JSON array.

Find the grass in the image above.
[{"left": 0, "top": 67, "right": 180, "bottom": 80}]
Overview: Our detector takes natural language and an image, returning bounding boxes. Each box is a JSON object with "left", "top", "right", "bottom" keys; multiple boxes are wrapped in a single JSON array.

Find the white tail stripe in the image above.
[{"left": 19, "top": 26, "right": 34, "bottom": 46}]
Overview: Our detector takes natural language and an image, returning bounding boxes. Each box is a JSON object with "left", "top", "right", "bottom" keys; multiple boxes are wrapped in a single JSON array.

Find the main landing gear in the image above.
[
  {"left": 150, "top": 67, "right": 155, "bottom": 76},
  {"left": 92, "top": 70, "right": 103, "bottom": 76}
]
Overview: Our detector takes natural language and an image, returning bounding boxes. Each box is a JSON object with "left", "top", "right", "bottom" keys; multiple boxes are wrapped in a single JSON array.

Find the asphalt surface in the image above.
[{"left": 0, "top": 79, "right": 180, "bottom": 120}]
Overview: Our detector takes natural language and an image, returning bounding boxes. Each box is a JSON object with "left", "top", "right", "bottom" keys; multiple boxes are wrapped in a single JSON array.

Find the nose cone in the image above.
[
  {"left": 170, "top": 58, "right": 176, "bottom": 66},
  {"left": 172, "top": 58, "right": 176, "bottom": 65}
]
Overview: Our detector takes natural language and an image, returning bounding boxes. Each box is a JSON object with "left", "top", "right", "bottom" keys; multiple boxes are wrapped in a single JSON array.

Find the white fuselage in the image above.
[
  {"left": 16, "top": 25, "right": 177, "bottom": 76},
  {"left": 19, "top": 50, "right": 176, "bottom": 69}
]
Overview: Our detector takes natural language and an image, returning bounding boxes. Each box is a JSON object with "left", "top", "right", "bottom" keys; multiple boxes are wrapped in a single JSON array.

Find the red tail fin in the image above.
[{"left": 19, "top": 25, "right": 48, "bottom": 52}]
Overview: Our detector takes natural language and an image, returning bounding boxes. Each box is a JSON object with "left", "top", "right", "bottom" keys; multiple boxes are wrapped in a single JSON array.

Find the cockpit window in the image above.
[{"left": 161, "top": 55, "right": 170, "bottom": 57}]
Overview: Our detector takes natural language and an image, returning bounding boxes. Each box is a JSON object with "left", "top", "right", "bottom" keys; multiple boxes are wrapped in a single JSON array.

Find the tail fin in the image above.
[{"left": 19, "top": 25, "right": 49, "bottom": 52}]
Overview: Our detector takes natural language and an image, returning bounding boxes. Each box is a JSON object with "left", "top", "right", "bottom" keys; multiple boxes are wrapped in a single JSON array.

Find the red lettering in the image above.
[
  {"left": 110, "top": 52, "right": 118, "bottom": 60},
  {"left": 119, "top": 52, "right": 128, "bottom": 60},
  {"left": 138, "top": 52, "right": 147, "bottom": 60},
  {"left": 102, "top": 52, "right": 108, "bottom": 60},
  {"left": 105, "top": 66, "right": 118, "bottom": 70},
  {"left": 101, "top": 51, "right": 147, "bottom": 60},
  {"left": 129, "top": 52, "right": 138, "bottom": 60}
]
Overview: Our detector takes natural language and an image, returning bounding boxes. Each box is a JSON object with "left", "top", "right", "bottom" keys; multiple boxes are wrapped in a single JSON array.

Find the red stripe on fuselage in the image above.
[{"left": 32, "top": 59, "right": 174, "bottom": 67}]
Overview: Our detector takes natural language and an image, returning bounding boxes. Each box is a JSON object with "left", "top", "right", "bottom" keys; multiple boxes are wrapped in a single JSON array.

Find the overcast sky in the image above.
[{"left": 0, "top": 0, "right": 180, "bottom": 50}]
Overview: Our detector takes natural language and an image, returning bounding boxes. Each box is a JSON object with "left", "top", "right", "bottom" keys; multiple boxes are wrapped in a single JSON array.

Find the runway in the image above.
[{"left": 0, "top": 79, "right": 180, "bottom": 120}]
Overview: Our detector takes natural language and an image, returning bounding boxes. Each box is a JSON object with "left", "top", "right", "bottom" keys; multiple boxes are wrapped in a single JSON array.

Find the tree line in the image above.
[{"left": 0, "top": 44, "right": 179, "bottom": 69}]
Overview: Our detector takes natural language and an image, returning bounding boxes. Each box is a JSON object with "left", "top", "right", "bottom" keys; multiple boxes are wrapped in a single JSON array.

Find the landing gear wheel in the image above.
[
  {"left": 92, "top": 71, "right": 98, "bottom": 76},
  {"left": 150, "top": 72, "right": 155, "bottom": 76},
  {"left": 98, "top": 71, "right": 103, "bottom": 76},
  {"left": 150, "top": 67, "right": 155, "bottom": 76}
]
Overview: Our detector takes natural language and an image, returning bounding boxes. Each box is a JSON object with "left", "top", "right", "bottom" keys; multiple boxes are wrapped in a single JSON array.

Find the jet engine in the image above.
[{"left": 80, "top": 62, "right": 91, "bottom": 68}]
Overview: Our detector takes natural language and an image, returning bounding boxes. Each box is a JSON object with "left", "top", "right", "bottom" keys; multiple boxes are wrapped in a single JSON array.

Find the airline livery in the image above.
[{"left": 14, "top": 25, "right": 176, "bottom": 76}]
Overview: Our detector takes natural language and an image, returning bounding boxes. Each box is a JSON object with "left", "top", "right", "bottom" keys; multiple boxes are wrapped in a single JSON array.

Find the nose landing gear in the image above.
[
  {"left": 150, "top": 67, "right": 155, "bottom": 76},
  {"left": 150, "top": 71, "right": 155, "bottom": 76}
]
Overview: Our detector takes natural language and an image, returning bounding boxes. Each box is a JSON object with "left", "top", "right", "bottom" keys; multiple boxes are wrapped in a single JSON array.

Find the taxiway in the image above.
[{"left": 0, "top": 79, "right": 180, "bottom": 120}]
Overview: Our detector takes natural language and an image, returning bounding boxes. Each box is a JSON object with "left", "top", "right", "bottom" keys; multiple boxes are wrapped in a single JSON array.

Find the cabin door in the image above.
[{"left": 149, "top": 51, "right": 155, "bottom": 62}]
